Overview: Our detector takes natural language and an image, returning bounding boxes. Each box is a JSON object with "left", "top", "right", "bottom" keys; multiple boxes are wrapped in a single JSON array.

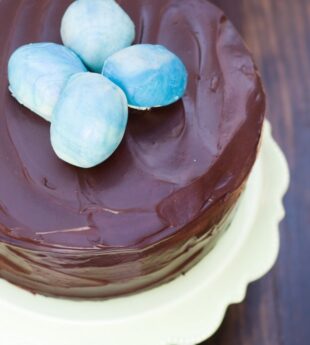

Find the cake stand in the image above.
[{"left": 0, "top": 121, "right": 289, "bottom": 345}]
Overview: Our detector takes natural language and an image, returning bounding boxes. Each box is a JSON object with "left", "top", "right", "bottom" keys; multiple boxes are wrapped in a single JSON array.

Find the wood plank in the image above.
[{"left": 201, "top": 0, "right": 310, "bottom": 344}]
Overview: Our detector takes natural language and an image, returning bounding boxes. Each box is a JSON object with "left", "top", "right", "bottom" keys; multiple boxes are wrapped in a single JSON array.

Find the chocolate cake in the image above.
[{"left": 0, "top": 0, "right": 265, "bottom": 298}]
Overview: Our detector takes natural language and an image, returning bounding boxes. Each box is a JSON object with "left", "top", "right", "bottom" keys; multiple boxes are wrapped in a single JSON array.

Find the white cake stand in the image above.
[{"left": 0, "top": 121, "right": 289, "bottom": 345}]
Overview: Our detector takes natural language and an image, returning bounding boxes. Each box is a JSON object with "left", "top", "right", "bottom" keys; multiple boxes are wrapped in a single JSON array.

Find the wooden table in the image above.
[{"left": 200, "top": 0, "right": 310, "bottom": 344}]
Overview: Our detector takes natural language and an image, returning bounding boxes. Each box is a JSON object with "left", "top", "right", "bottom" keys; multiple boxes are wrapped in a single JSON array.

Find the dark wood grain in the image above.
[{"left": 200, "top": 0, "right": 310, "bottom": 344}]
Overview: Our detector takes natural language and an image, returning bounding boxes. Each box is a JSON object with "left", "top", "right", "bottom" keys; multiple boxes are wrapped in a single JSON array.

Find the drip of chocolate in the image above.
[{"left": 0, "top": 0, "right": 265, "bottom": 298}]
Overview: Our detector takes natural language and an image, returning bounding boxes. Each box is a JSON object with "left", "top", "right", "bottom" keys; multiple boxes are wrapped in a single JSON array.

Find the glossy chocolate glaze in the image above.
[{"left": 0, "top": 0, "right": 265, "bottom": 298}]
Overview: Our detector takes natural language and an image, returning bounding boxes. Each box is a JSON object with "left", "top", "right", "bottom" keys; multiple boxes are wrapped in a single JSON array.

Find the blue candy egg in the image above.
[
  {"left": 102, "top": 44, "right": 188, "bottom": 109},
  {"left": 8, "top": 42, "right": 87, "bottom": 122},
  {"left": 51, "top": 73, "right": 128, "bottom": 168},
  {"left": 61, "top": 0, "right": 135, "bottom": 73}
]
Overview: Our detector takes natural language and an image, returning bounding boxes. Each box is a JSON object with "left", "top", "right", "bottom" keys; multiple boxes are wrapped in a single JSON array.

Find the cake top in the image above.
[{"left": 0, "top": 0, "right": 265, "bottom": 250}]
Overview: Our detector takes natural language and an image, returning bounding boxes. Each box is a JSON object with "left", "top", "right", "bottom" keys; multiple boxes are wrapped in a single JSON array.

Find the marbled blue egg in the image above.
[
  {"left": 51, "top": 73, "right": 128, "bottom": 168},
  {"left": 8, "top": 42, "right": 87, "bottom": 122},
  {"left": 61, "top": 0, "right": 135, "bottom": 73},
  {"left": 102, "top": 44, "right": 188, "bottom": 109}
]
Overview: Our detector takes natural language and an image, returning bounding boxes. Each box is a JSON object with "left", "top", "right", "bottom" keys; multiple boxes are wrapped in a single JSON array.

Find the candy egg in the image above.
[
  {"left": 51, "top": 73, "right": 128, "bottom": 168},
  {"left": 61, "top": 0, "right": 135, "bottom": 73},
  {"left": 102, "top": 44, "right": 188, "bottom": 109},
  {"left": 8, "top": 42, "right": 87, "bottom": 122}
]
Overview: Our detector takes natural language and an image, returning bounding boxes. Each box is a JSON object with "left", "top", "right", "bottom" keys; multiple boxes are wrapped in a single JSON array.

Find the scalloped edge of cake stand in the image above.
[{"left": 0, "top": 121, "right": 290, "bottom": 345}]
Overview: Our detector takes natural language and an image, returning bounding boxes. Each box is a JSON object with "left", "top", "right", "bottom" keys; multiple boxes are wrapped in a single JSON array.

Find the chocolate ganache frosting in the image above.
[{"left": 0, "top": 0, "right": 265, "bottom": 298}]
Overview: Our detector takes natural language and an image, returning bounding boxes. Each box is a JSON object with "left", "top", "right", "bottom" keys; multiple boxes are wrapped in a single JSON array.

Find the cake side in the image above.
[{"left": 0, "top": 183, "right": 243, "bottom": 298}]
